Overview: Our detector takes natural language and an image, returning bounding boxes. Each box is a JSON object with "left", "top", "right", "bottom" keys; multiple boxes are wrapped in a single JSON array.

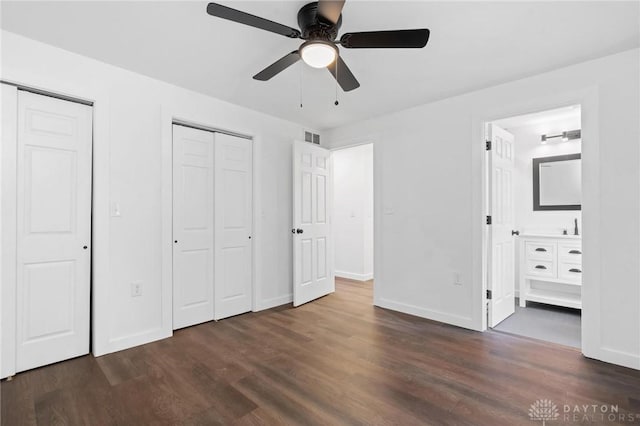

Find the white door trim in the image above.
[
  {"left": 474, "top": 86, "right": 600, "bottom": 359},
  {"left": 0, "top": 72, "right": 113, "bottom": 358},
  {"left": 1, "top": 84, "right": 19, "bottom": 378},
  {"left": 161, "top": 109, "right": 261, "bottom": 328},
  {"left": 329, "top": 140, "right": 374, "bottom": 152}
]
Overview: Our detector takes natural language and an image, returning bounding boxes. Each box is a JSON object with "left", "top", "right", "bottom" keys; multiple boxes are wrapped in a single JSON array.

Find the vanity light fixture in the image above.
[{"left": 540, "top": 129, "right": 581, "bottom": 144}]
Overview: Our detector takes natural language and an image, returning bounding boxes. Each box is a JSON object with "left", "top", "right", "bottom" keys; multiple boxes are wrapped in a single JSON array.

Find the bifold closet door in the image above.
[
  {"left": 15, "top": 91, "right": 92, "bottom": 373},
  {"left": 214, "top": 133, "right": 253, "bottom": 320},
  {"left": 172, "top": 125, "right": 215, "bottom": 329}
]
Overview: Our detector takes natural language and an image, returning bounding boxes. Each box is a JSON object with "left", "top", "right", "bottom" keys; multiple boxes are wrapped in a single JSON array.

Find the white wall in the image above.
[
  {"left": 0, "top": 31, "right": 311, "bottom": 360},
  {"left": 506, "top": 116, "right": 582, "bottom": 235},
  {"left": 326, "top": 49, "right": 640, "bottom": 370},
  {"left": 2, "top": 30, "right": 638, "bottom": 372},
  {"left": 333, "top": 144, "right": 374, "bottom": 281}
]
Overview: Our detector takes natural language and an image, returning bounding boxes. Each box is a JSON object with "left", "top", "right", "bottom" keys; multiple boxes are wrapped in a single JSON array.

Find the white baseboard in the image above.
[
  {"left": 98, "top": 327, "right": 172, "bottom": 357},
  {"left": 376, "top": 297, "right": 479, "bottom": 331},
  {"left": 589, "top": 347, "right": 640, "bottom": 370},
  {"left": 256, "top": 294, "right": 292, "bottom": 311},
  {"left": 335, "top": 271, "right": 374, "bottom": 281}
]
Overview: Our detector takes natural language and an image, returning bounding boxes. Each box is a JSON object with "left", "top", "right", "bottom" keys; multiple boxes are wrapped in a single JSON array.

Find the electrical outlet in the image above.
[
  {"left": 131, "top": 281, "right": 142, "bottom": 297},
  {"left": 111, "top": 202, "right": 122, "bottom": 217},
  {"left": 453, "top": 272, "right": 463, "bottom": 285}
]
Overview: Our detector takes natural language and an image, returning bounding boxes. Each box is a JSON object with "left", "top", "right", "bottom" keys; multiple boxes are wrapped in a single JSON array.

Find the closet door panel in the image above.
[
  {"left": 172, "top": 125, "right": 215, "bottom": 329},
  {"left": 16, "top": 91, "right": 92, "bottom": 372}
]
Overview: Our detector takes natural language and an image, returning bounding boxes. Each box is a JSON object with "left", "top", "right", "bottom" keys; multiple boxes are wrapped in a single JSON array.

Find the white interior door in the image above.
[
  {"left": 292, "top": 141, "right": 334, "bottom": 307},
  {"left": 172, "top": 125, "right": 215, "bottom": 329},
  {"left": 488, "top": 123, "right": 516, "bottom": 327},
  {"left": 15, "top": 91, "right": 92, "bottom": 372},
  {"left": 214, "top": 133, "right": 253, "bottom": 320}
]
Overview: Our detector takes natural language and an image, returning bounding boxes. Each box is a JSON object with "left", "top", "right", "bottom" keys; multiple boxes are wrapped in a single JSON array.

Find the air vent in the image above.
[{"left": 304, "top": 131, "right": 320, "bottom": 145}]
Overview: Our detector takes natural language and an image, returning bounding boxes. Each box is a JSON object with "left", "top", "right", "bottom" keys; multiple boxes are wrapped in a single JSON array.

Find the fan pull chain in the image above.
[
  {"left": 334, "top": 59, "right": 339, "bottom": 106},
  {"left": 299, "top": 62, "right": 304, "bottom": 108}
]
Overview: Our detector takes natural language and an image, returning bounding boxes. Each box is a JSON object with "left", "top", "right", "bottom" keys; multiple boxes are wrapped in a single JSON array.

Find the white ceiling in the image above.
[{"left": 1, "top": 1, "right": 638, "bottom": 130}]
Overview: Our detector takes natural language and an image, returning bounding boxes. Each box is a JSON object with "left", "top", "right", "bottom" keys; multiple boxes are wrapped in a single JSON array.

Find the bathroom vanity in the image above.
[{"left": 518, "top": 234, "right": 582, "bottom": 309}]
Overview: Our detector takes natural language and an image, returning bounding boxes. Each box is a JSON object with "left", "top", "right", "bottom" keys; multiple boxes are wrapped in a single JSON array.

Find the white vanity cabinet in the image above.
[{"left": 518, "top": 235, "right": 582, "bottom": 309}]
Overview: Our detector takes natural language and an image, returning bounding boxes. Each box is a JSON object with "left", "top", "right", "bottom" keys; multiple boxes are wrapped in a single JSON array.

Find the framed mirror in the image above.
[{"left": 533, "top": 153, "right": 581, "bottom": 211}]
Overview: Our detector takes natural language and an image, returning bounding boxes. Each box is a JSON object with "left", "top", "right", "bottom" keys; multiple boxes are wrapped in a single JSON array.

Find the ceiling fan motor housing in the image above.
[{"left": 297, "top": 2, "right": 342, "bottom": 41}]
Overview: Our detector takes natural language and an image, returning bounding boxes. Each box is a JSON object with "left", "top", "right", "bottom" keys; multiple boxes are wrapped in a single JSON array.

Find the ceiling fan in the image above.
[{"left": 206, "top": 1, "right": 430, "bottom": 92}]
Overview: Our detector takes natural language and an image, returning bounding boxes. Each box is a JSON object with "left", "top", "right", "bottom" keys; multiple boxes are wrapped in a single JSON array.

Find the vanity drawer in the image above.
[
  {"left": 558, "top": 261, "right": 582, "bottom": 283},
  {"left": 525, "top": 242, "right": 555, "bottom": 260},
  {"left": 559, "top": 243, "right": 582, "bottom": 262},
  {"left": 526, "top": 259, "right": 555, "bottom": 278}
]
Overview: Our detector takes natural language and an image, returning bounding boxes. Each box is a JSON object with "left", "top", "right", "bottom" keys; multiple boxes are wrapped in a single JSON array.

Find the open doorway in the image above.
[
  {"left": 486, "top": 105, "right": 582, "bottom": 348},
  {"left": 332, "top": 144, "right": 374, "bottom": 293}
]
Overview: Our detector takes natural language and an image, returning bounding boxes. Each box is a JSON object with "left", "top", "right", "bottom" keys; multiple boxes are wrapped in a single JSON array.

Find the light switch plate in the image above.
[
  {"left": 131, "top": 281, "right": 142, "bottom": 297},
  {"left": 112, "top": 202, "right": 122, "bottom": 217}
]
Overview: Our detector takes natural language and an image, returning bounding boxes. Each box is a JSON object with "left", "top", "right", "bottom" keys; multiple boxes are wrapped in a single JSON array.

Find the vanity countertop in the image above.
[{"left": 518, "top": 233, "right": 581, "bottom": 240}]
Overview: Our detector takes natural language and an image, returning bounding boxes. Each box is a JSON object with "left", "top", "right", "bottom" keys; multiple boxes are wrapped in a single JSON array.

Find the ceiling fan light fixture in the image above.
[{"left": 300, "top": 41, "right": 338, "bottom": 68}]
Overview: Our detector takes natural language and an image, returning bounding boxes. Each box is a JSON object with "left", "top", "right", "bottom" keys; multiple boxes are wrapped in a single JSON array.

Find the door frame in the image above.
[
  {"left": 162, "top": 110, "right": 261, "bottom": 330},
  {"left": 327, "top": 137, "right": 379, "bottom": 306},
  {"left": 330, "top": 141, "right": 375, "bottom": 283},
  {"left": 0, "top": 83, "right": 96, "bottom": 378},
  {"left": 476, "top": 86, "right": 599, "bottom": 359}
]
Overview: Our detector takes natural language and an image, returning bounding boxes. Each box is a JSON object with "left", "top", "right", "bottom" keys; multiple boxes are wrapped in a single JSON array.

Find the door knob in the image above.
[
  {"left": 296, "top": 228, "right": 304, "bottom": 234},
  {"left": 83, "top": 245, "right": 88, "bottom": 250},
  {"left": 511, "top": 230, "right": 520, "bottom": 236}
]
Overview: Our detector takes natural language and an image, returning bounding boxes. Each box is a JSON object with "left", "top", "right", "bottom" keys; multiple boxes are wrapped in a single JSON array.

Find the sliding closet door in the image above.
[
  {"left": 214, "top": 133, "right": 253, "bottom": 320},
  {"left": 15, "top": 91, "right": 92, "bottom": 372},
  {"left": 172, "top": 125, "right": 215, "bottom": 329}
]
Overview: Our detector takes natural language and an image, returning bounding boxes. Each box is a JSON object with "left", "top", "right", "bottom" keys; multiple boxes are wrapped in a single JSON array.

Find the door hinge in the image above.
[
  {"left": 486, "top": 140, "right": 492, "bottom": 151},
  {"left": 486, "top": 215, "right": 492, "bottom": 225},
  {"left": 486, "top": 290, "right": 492, "bottom": 300}
]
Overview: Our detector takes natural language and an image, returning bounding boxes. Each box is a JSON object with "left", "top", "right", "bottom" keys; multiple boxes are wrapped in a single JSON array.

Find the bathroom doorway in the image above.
[{"left": 485, "top": 105, "right": 583, "bottom": 348}]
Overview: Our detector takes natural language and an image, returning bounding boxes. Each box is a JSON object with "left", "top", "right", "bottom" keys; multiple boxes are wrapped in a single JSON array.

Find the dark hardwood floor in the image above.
[{"left": 2, "top": 278, "right": 640, "bottom": 425}]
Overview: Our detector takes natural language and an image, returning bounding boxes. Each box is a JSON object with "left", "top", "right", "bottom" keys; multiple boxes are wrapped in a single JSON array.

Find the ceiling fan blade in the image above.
[
  {"left": 253, "top": 51, "right": 301, "bottom": 81},
  {"left": 327, "top": 56, "right": 360, "bottom": 92},
  {"left": 207, "top": 3, "right": 301, "bottom": 39},
  {"left": 317, "top": 0, "right": 345, "bottom": 25},
  {"left": 340, "top": 29, "right": 430, "bottom": 48}
]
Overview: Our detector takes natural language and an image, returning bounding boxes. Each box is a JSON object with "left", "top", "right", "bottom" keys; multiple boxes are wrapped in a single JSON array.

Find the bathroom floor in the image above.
[{"left": 492, "top": 298, "right": 581, "bottom": 348}]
